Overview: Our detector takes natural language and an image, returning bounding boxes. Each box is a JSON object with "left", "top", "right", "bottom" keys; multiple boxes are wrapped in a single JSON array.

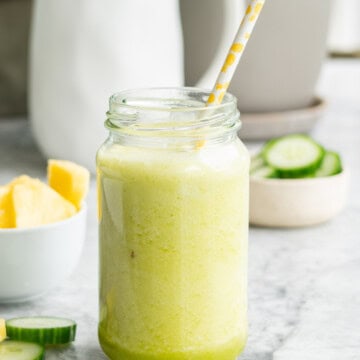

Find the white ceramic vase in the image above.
[{"left": 30, "top": 0, "right": 184, "bottom": 172}]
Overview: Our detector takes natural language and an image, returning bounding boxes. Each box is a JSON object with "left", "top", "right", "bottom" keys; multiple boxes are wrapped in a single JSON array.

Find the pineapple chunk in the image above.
[
  {"left": 0, "top": 186, "right": 14, "bottom": 228},
  {"left": 12, "top": 178, "right": 76, "bottom": 228},
  {"left": 1, "top": 177, "right": 38, "bottom": 228},
  {"left": 0, "top": 318, "right": 6, "bottom": 342},
  {"left": 8, "top": 175, "right": 34, "bottom": 187},
  {"left": 48, "top": 160, "right": 90, "bottom": 210}
]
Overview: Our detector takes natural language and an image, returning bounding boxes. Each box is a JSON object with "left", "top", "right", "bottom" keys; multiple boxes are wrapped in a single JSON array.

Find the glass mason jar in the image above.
[{"left": 97, "top": 88, "right": 249, "bottom": 360}]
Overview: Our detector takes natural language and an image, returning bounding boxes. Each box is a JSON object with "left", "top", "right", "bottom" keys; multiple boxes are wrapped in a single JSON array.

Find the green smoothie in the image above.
[{"left": 97, "top": 139, "right": 249, "bottom": 360}]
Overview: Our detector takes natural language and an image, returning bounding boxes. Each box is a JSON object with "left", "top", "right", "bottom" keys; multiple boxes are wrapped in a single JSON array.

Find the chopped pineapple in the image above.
[
  {"left": 12, "top": 177, "right": 77, "bottom": 228},
  {"left": 0, "top": 186, "right": 14, "bottom": 228},
  {"left": 8, "top": 175, "right": 34, "bottom": 187},
  {"left": 0, "top": 318, "right": 6, "bottom": 342},
  {"left": 1, "top": 176, "right": 37, "bottom": 228},
  {"left": 0, "top": 160, "right": 88, "bottom": 229},
  {"left": 48, "top": 160, "right": 90, "bottom": 210}
]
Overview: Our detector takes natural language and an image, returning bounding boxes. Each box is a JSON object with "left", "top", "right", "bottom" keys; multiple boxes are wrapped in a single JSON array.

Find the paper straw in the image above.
[{"left": 207, "top": 0, "right": 266, "bottom": 105}]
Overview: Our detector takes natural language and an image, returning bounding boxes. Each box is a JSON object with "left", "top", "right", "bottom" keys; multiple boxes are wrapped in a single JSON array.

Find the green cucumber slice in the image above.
[
  {"left": 6, "top": 317, "right": 76, "bottom": 345},
  {"left": 0, "top": 340, "right": 44, "bottom": 360},
  {"left": 315, "top": 151, "right": 342, "bottom": 177},
  {"left": 250, "top": 153, "right": 265, "bottom": 174},
  {"left": 251, "top": 165, "right": 278, "bottom": 179},
  {"left": 263, "top": 134, "right": 325, "bottom": 178}
]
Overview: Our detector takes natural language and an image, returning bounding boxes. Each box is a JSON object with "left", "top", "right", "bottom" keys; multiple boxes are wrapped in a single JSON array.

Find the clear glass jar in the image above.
[{"left": 97, "top": 88, "right": 249, "bottom": 360}]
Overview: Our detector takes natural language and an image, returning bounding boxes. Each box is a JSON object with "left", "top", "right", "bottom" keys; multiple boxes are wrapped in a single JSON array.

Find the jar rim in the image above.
[{"left": 108, "top": 87, "right": 237, "bottom": 114}]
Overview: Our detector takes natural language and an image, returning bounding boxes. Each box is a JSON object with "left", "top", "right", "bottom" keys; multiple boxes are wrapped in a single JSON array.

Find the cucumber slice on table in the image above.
[
  {"left": 0, "top": 340, "right": 44, "bottom": 360},
  {"left": 6, "top": 317, "right": 76, "bottom": 345},
  {"left": 315, "top": 151, "right": 342, "bottom": 177},
  {"left": 263, "top": 134, "right": 325, "bottom": 178}
]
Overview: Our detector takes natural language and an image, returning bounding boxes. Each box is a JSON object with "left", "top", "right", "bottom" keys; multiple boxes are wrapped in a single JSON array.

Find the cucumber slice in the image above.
[
  {"left": 0, "top": 341, "right": 44, "bottom": 360},
  {"left": 6, "top": 317, "right": 76, "bottom": 345},
  {"left": 263, "top": 134, "right": 325, "bottom": 178},
  {"left": 315, "top": 151, "right": 342, "bottom": 177},
  {"left": 250, "top": 153, "right": 265, "bottom": 174},
  {"left": 251, "top": 165, "right": 278, "bottom": 179}
]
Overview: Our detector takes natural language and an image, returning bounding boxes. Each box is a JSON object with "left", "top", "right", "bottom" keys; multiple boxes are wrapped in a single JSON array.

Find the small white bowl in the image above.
[
  {"left": 0, "top": 205, "right": 86, "bottom": 303},
  {"left": 250, "top": 171, "right": 349, "bottom": 228}
]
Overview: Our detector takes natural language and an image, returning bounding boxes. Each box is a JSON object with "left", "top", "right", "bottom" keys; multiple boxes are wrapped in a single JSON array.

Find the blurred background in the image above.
[
  {"left": 0, "top": 0, "right": 31, "bottom": 116},
  {"left": 1, "top": 0, "right": 360, "bottom": 172},
  {"left": 1, "top": 0, "right": 359, "bottom": 117},
  {"left": 0, "top": 0, "right": 359, "bottom": 188}
]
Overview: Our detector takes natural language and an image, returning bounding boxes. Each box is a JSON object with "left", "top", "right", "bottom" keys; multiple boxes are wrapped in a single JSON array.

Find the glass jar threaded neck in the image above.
[{"left": 105, "top": 87, "right": 241, "bottom": 149}]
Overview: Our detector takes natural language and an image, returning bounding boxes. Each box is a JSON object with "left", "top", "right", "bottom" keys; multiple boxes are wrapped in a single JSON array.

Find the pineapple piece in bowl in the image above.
[
  {"left": 0, "top": 186, "right": 13, "bottom": 228},
  {"left": 11, "top": 176, "right": 77, "bottom": 228},
  {"left": 0, "top": 318, "right": 6, "bottom": 342},
  {"left": 0, "top": 160, "right": 89, "bottom": 303},
  {"left": 48, "top": 160, "right": 90, "bottom": 210},
  {"left": 0, "top": 161, "right": 89, "bottom": 230}
]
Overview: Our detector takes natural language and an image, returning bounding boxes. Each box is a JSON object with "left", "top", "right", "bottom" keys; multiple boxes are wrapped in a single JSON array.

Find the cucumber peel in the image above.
[
  {"left": 251, "top": 165, "right": 278, "bottom": 179},
  {"left": 315, "top": 151, "right": 342, "bottom": 177},
  {"left": 250, "top": 134, "right": 343, "bottom": 180},
  {"left": 263, "top": 134, "right": 325, "bottom": 178},
  {"left": 6, "top": 317, "right": 76, "bottom": 346}
]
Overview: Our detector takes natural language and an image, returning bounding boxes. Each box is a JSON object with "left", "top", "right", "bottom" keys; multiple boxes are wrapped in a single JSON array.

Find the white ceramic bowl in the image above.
[
  {"left": 250, "top": 171, "right": 349, "bottom": 228},
  {"left": 0, "top": 206, "right": 86, "bottom": 303}
]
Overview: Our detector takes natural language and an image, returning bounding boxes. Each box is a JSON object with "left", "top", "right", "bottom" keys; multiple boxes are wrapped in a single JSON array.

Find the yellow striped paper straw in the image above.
[{"left": 207, "top": 0, "right": 266, "bottom": 105}]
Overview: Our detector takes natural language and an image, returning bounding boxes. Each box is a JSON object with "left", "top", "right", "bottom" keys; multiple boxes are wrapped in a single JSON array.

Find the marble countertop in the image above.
[{"left": 1, "top": 59, "right": 360, "bottom": 359}]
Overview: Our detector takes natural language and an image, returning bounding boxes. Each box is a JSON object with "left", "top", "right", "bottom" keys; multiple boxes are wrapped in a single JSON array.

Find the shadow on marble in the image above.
[
  {"left": 46, "top": 345, "right": 108, "bottom": 359},
  {"left": 239, "top": 352, "right": 273, "bottom": 360}
]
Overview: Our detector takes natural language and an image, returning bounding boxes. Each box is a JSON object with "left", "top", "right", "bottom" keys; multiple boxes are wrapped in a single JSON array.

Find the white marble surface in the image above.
[{"left": 0, "top": 59, "right": 359, "bottom": 359}]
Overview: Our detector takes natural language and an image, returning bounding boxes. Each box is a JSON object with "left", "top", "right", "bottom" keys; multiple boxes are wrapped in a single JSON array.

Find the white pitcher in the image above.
[
  {"left": 30, "top": 0, "right": 184, "bottom": 172},
  {"left": 181, "top": 0, "right": 331, "bottom": 112}
]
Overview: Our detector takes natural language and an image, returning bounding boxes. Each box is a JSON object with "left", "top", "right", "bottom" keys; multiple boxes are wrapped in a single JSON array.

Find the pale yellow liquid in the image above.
[{"left": 97, "top": 140, "right": 249, "bottom": 360}]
